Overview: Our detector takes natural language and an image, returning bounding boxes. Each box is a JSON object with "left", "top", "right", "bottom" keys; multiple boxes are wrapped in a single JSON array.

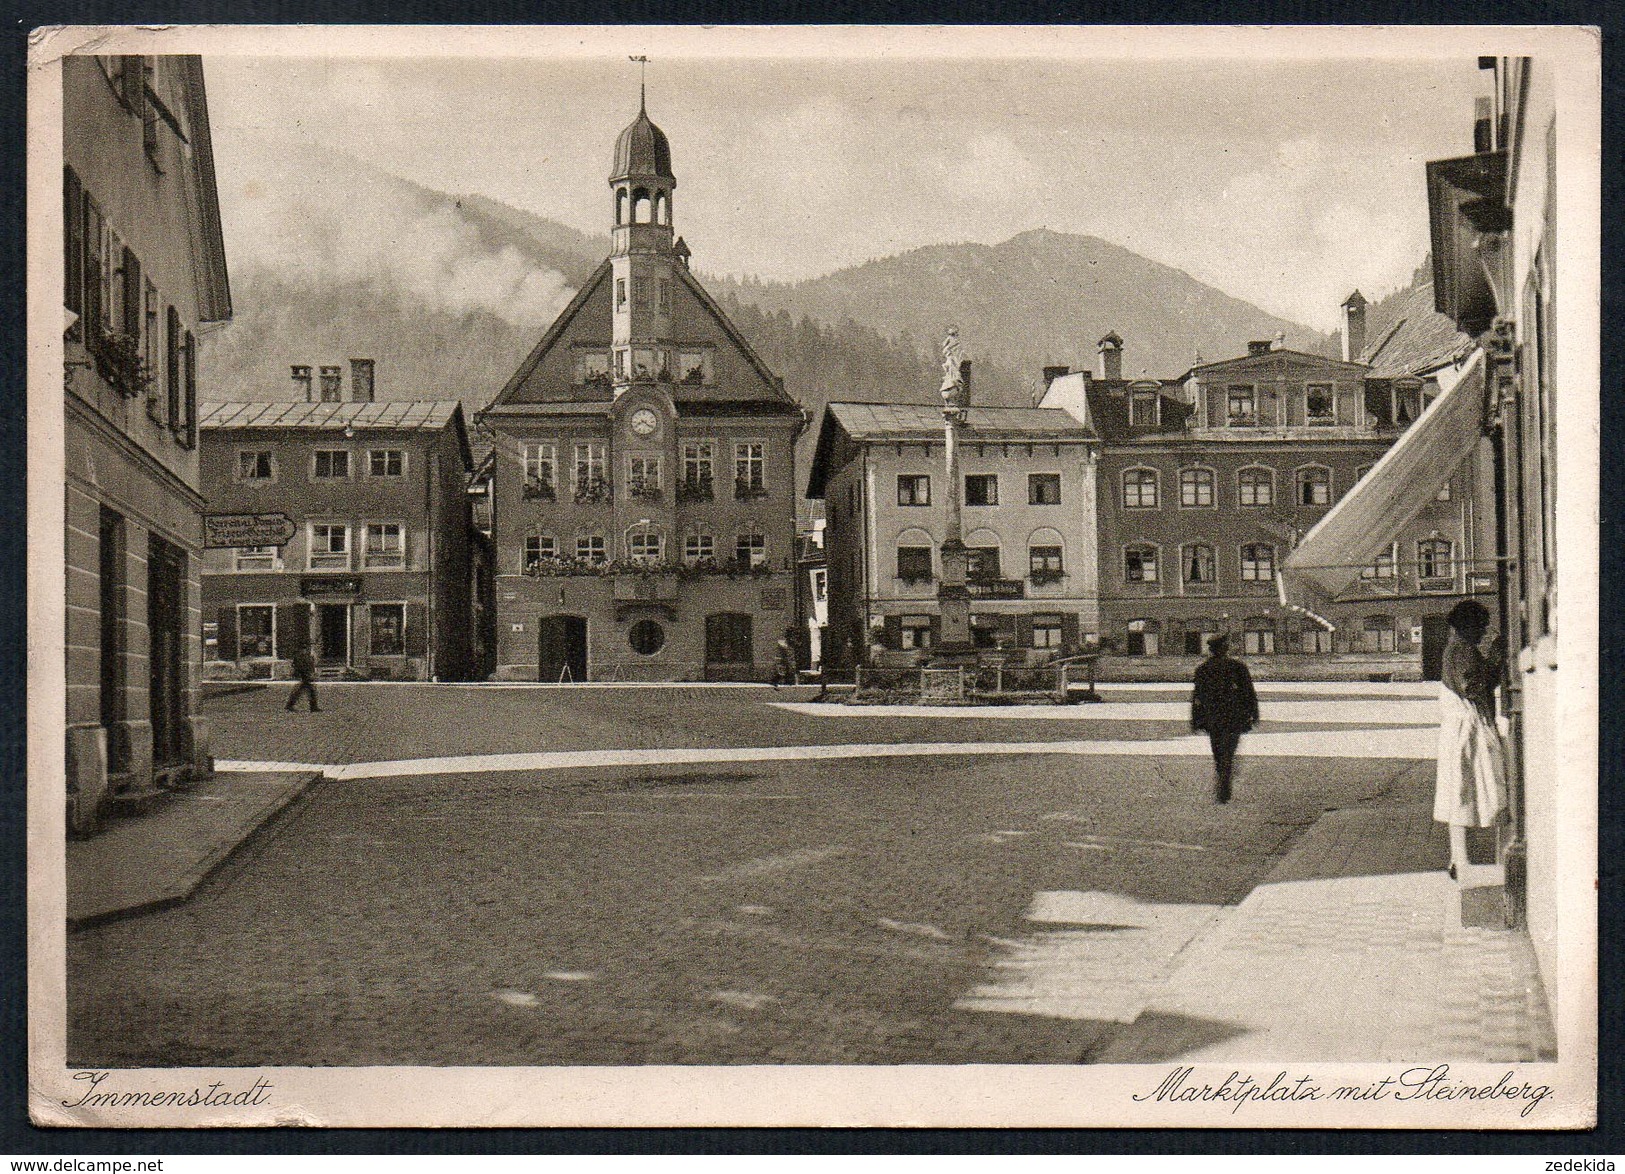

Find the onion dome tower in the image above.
[{"left": 608, "top": 88, "right": 678, "bottom": 389}]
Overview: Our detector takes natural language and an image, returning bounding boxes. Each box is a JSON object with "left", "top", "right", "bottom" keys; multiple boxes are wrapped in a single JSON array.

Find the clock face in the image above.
[{"left": 630, "top": 408, "right": 659, "bottom": 436}]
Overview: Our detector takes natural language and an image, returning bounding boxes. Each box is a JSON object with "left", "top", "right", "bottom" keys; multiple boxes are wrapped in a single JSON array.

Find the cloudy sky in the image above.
[{"left": 205, "top": 45, "right": 1485, "bottom": 331}]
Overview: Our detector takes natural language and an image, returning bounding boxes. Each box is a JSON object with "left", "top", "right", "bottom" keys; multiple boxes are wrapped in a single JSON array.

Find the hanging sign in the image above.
[{"left": 204, "top": 513, "right": 296, "bottom": 549}]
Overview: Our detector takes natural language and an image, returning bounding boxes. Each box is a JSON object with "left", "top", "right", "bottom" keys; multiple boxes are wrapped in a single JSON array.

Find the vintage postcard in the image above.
[{"left": 26, "top": 24, "right": 1599, "bottom": 1128}]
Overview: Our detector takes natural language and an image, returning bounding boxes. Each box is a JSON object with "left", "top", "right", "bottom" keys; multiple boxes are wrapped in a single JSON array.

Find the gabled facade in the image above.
[
  {"left": 1051, "top": 330, "right": 1492, "bottom": 677},
  {"left": 198, "top": 393, "right": 477, "bottom": 682},
  {"left": 63, "top": 54, "right": 232, "bottom": 831},
  {"left": 478, "top": 100, "right": 803, "bottom": 681},
  {"left": 807, "top": 402, "right": 1099, "bottom": 663}
]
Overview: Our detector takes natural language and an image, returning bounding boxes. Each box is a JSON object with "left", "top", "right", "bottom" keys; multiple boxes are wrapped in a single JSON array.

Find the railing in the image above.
[{"left": 853, "top": 654, "right": 1098, "bottom": 703}]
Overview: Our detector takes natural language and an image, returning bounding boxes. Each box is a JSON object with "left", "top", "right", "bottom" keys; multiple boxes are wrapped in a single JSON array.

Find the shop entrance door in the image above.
[
  {"left": 537, "top": 615, "right": 588, "bottom": 682},
  {"left": 317, "top": 604, "right": 350, "bottom": 667},
  {"left": 146, "top": 534, "right": 187, "bottom": 768},
  {"left": 704, "top": 612, "right": 754, "bottom": 680}
]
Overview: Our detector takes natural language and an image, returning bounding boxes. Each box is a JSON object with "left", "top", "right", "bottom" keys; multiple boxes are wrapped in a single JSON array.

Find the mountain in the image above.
[{"left": 710, "top": 229, "right": 1329, "bottom": 389}]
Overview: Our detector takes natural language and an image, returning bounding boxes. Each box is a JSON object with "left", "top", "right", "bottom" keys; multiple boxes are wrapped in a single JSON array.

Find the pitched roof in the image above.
[
  {"left": 1358, "top": 277, "right": 1476, "bottom": 378},
  {"left": 200, "top": 400, "right": 465, "bottom": 432},
  {"left": 825, "top": 401, "right": 1093, "bottom": 441}
]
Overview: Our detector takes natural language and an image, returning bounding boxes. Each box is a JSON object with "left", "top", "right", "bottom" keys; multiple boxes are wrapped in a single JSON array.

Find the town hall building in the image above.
[{"left": 478, "top": 96, "right": 804, "bottom": 681}]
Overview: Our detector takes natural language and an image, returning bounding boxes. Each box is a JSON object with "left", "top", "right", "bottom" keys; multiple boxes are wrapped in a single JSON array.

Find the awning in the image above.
[{"left": 1282, "top": 348, "right": 1485, "bottom": 600}]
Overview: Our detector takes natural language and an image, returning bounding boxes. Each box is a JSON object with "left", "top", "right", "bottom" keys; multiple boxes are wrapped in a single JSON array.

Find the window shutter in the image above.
[
  {"left": 929, "top": 613, "right": 942, "bottom": 645},
  {"left": 882, "top": 615, "right": 902, "bottom": 650},
  {"left": 165, "top": 306, "right": 180, "bottom": 426},
  {"left": 1015, "top": 613, "right": 1033, "bottom": 648},
  {"left": 63, "top": 168, "right": 83, "bottom": 320},
  {"left": 405, "top": 603, "right": 428, "bottom": 657},
  {"left": 276, "top": 604, "right": 306, "bottom": 659},
  {"left": 122, "top": 247, "right": 142, "bottom": 338},
  {"left": 216, "top": 606, "right": 238, "bottom": 661},
  {"left": 182, "top": 330, "right": 197, "bottom": 447}
]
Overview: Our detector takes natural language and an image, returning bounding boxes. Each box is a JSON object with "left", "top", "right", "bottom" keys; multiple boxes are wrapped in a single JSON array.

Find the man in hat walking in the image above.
[
  {"left": 286, "top": 643, "right": 320, "bottom": 713},
  {"left": 1190, "top": 634, "right": 1259, "bottom": 803}
]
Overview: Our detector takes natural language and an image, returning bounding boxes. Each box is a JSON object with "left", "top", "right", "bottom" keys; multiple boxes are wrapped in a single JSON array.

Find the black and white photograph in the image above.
[{"left": 26, "top": 24, "right": 1599, "bottom": 1129}]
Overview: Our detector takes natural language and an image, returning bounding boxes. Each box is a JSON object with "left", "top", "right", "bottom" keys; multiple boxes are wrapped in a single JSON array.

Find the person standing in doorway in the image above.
[
  {"left": 1191, "top": 634, "right": 1259, "bottom": 803},
  {"left": 286, "top": 643, "right": 320, "bottom": 713},
  {"left": 1434, "top": 599, "right": 1507, "bottom": 880}
]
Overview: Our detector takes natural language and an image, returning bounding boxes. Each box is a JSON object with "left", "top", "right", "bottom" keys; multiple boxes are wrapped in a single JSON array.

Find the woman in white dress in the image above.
[{"left": 1434, "top": 599, "right": 1508, "bottom": 879}]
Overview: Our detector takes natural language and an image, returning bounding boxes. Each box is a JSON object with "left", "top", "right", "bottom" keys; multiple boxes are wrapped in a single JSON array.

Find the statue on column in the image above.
[{"left": 940, "top": 327, "right": 969, "bottom": 415}]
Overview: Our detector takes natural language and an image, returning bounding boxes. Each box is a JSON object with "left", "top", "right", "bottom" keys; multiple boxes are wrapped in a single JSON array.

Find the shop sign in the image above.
[
  {"left": 967, "top": 579, "right": 1026, "bottom": 600},
  {"left": 301, "top": 576, "right": 361, "bottom": 596},
  {"left": 204, "top": 512, "right": 296, "bottom": 549}
]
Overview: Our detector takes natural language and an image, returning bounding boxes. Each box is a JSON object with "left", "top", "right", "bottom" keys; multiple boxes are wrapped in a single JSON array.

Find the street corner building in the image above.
[
  {"left": 478, "top": 99, "right": 804, "bottom": 682},
  {"left": 806, "top": 401, "right": 1101, "bottom": 665},
  {"left": 62, "top": 54, "right": 232, "bottom": 833},
  {"left": 198, "top": 379, "right": 479, "bottom": 683},
  {"left": 1055, "top": 320, "right": 1493, "bottom": 682}
]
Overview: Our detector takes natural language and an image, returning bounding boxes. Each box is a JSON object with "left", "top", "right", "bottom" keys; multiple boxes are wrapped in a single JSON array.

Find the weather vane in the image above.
[{"left": 629, "top": 55, "right": 649, "bottom": 108}]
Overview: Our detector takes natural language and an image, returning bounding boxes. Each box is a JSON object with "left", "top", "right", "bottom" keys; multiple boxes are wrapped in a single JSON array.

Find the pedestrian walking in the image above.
[
  {"left": 1434, "top": 599, "right": 1507, "bottom": 880},
  {"left": 1190, "top": 634, "right": 1259, "bottom": 803},
  {"left": 285, "top": 644, "right": 320, "bottom": 713}
]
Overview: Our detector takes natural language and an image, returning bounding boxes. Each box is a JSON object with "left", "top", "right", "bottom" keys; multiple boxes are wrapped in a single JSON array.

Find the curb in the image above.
[{"left": 67, "top": 771, "right": 322, "bottom": 930}]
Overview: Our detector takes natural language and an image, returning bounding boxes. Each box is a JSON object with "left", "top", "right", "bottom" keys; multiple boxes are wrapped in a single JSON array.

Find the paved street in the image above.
[{"left": 67, "top": 683, "right": 1448, "bottom": 1066}]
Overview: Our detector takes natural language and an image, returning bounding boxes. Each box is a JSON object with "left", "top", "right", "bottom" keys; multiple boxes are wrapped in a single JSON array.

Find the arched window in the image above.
[
  {"left": 632, "top": 188, "right": 652, "bottom": 224},
  {"left": 624, "top": 523, "right": 665, "bottom": 564},
  {"left": 1182, "top": 543, "right": 1215, "bottom": 585},
  {"left": 1239, "top": 543, "right": 1275, "bottom": 582},
  {"left": 895, "top": 527, "right": 934, "bottom": 585},
  {"left": 1122, "top": 467, "right": 1159, "bottom": 509},
  {"left": 1126, "top": 618, "right": 1161, "bottom": 656},
  {"left": 1179, "top": 466, "right": 1215, "bottom": 508},
  {"left": 1028, "top": 527, "right": 1065, "bottom": 582},
  {"left": 682, "top": 524, "right": 715, "bottom": 566},
  {"left": 1243, "top": 616, "right": 1276, "bottom": 655},
  {"left": 1238, "top": 465, "right": 1275, "bottom": 508},
  {"left": 1295, "top": 465, "right": 1332, "bottom": 506},
  {"left": 615, "top": 187, "right": 628, "bottom": 226},
  {"left": 965, "top": 529, "right": 1001, "bottom": 581},
  {"left": 655, "top": 191, "right": 670, "bottom": 225},
  {"left": 1124, "top": 543, "right": 1160, "bottom": 583},
  {"left": 1363, "top": 614, "right": 1396, "bottom": 653}
]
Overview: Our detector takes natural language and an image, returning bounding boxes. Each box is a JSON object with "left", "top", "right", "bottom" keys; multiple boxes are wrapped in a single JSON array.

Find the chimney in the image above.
[
  {"left": 349, "top": 358, "right": 375, "bottom": 402},
  {"left": 291, "top": 364, "right": 313, "bottom": 401},
  {"left": 1247, "top": 340, "right": 1273, "bottom": 357},
  {"left": 1341, "top": 290, "right": 1368, "bottom": 363},
  {"left": 318, "top": 365, "right": 343, "bottom": 402},
  {"left": 1096, "top": 332, "right": 1124, "bottom": 381}
]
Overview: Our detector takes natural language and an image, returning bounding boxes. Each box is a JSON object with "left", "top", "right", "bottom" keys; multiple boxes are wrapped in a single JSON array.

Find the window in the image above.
[
  {"left": 1122, "top": 468, "right": 1159, "bottom": 509},
  {"left": 614, "top": 349, "right": 628, "bottom": 380},
  {"left": 1305, "top": 384, "right": 1336, "bottom": 425},
  {"left": 897, "top": 474, "right": 931, "bottom": 506},
  {"left": 1303, "top": 628, "right": 1334, "bottom": 654},
  {"left": 629, "top": 456, "right": 662, "bottom": 499},
  {"left": 574, "top": 443, "right": 608, "bottom": 500},
  {"left": 313, "top": 450, "right": 350, "bottom": 479},
  {"left": 627, "top": 528, "right": 663, "bottom": 563},
  {"left": 1418, "top": 539, "right": 1454, "bottom": 586},
  {"left": 1183, "top": 543, "right": 1215, "bottom": 585},
  {"left": 1130, "top": 391, "right": 1159, "bottom": 427},
  {"left": 577, "top": 350, "right": 610, "bottom": 384},
  {"left": 308, "top": 523, "right": 349, "bottom": 570},
  {"left": 235, "top": 545, "right": 278, "bottom": 572},
  {"left": 1126, "top": 618, "right": 1160, "bottom": 656},
  {"left": 1029, "top": 545, "right": 1064, "bottom": 579},
  {"left": 576, "top": 535, "right": 607, "bottom": 563},
  {"left": 368, "top": 604, "right": 405, "bottom": 656},
  {"left": 1362, "top": 547, "right": 1398, "bottom": 583},
  {"left": 1031, "top": 615, "right": 1063, "bottom": 649},
  {"left": 966, "top": 546, "right": 1001, "bottom": 581},
  {"left": 736, "top": 533, "right": 767, "bottom": 568},
  {"left": 523, "top": 443, "right": 555, "bottom": 497},
  {"left": 1183, "top": 619, "right": 1216, "bottom": 656},
  {"left": 143, "top": 278, "right": 160, "bottom": 421},
  {"left": 1124, "top": 544, "right": 1159, "bottom": 583},
  {"left": 734, "top": 443, "right": 767, "bottom": 497},
  {"left": 615, "top": 278, "right": 627, "bottom": 308},
  {"left": 965, "top": 474, "right": 998, "bottom": 506},
  {"left": 684, "top": 532, "right": 715, "bottom": 565},
  {"left": 678, "top": 350, "right": 711, "bottom": 385},
  {"left": 238, "top": 451, "right": 273, "bottom": 481},
  {"left": 524, "top": 534, "right": 556, "bottom": 573},
  {"left": 1240, "top": 543, "right": 1275, "bottom": 582},
  {"left": 1180, "top": 467, "right": 1215, "bottom": 507},
  {"left": 369, "top": 449, "right": 405, "bottom": 477},
  {"left": 1363, "top": 615, "right": 1396, "bottom": 653},
  {"left": 896, "top": 546, "right": 933, "bottom": 584},
  {"left": 657, "top": 280, "right": 671, "bottom": 314},
  {"left": 901, "top": 615, "right": 934, "bottom": 651},
  {"left": 632, "top": 348, "right": 659, "bottom": 377},
  {"left": 364, "top": 523, "right": 405, "bottom": 569},
  {"left": 1238, "top": 466, "right": 1274, "bottom": 507},
  {"left": 237, "top": 605, "right": 275, "bottom": 659},
  {"left": 629, "top": 620, "right": 666, "bottom": 656},
  {"left": 1296, "top": 466, "right": 1331, "bottom": 506},
  {"left": 1028, "top": 473, "right": 1061, "bottom": 505},
  {"left": 681, "top": 443, "right": 714, "bottom": 498},
  {"left": 1243, "top": 618, "right": 1276, "bottom": 655},
  {"left": 970, "top": 614, "right": 1002, "bottom": 650},
  {"left": 1227, "top": 385, "right": 1257, "bottom": 425}
]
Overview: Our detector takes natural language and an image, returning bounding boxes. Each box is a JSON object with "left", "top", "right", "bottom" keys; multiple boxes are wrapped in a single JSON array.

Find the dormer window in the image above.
[
  {"left": 1130, "top": 389, "right": 1159, "bottom": 426},
  {"left": 1305, "top": 384, "right": 1336, "bottom": 425},
  {"left": 1227, "top": 385, "right": 1257, "bottom": 426}
]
